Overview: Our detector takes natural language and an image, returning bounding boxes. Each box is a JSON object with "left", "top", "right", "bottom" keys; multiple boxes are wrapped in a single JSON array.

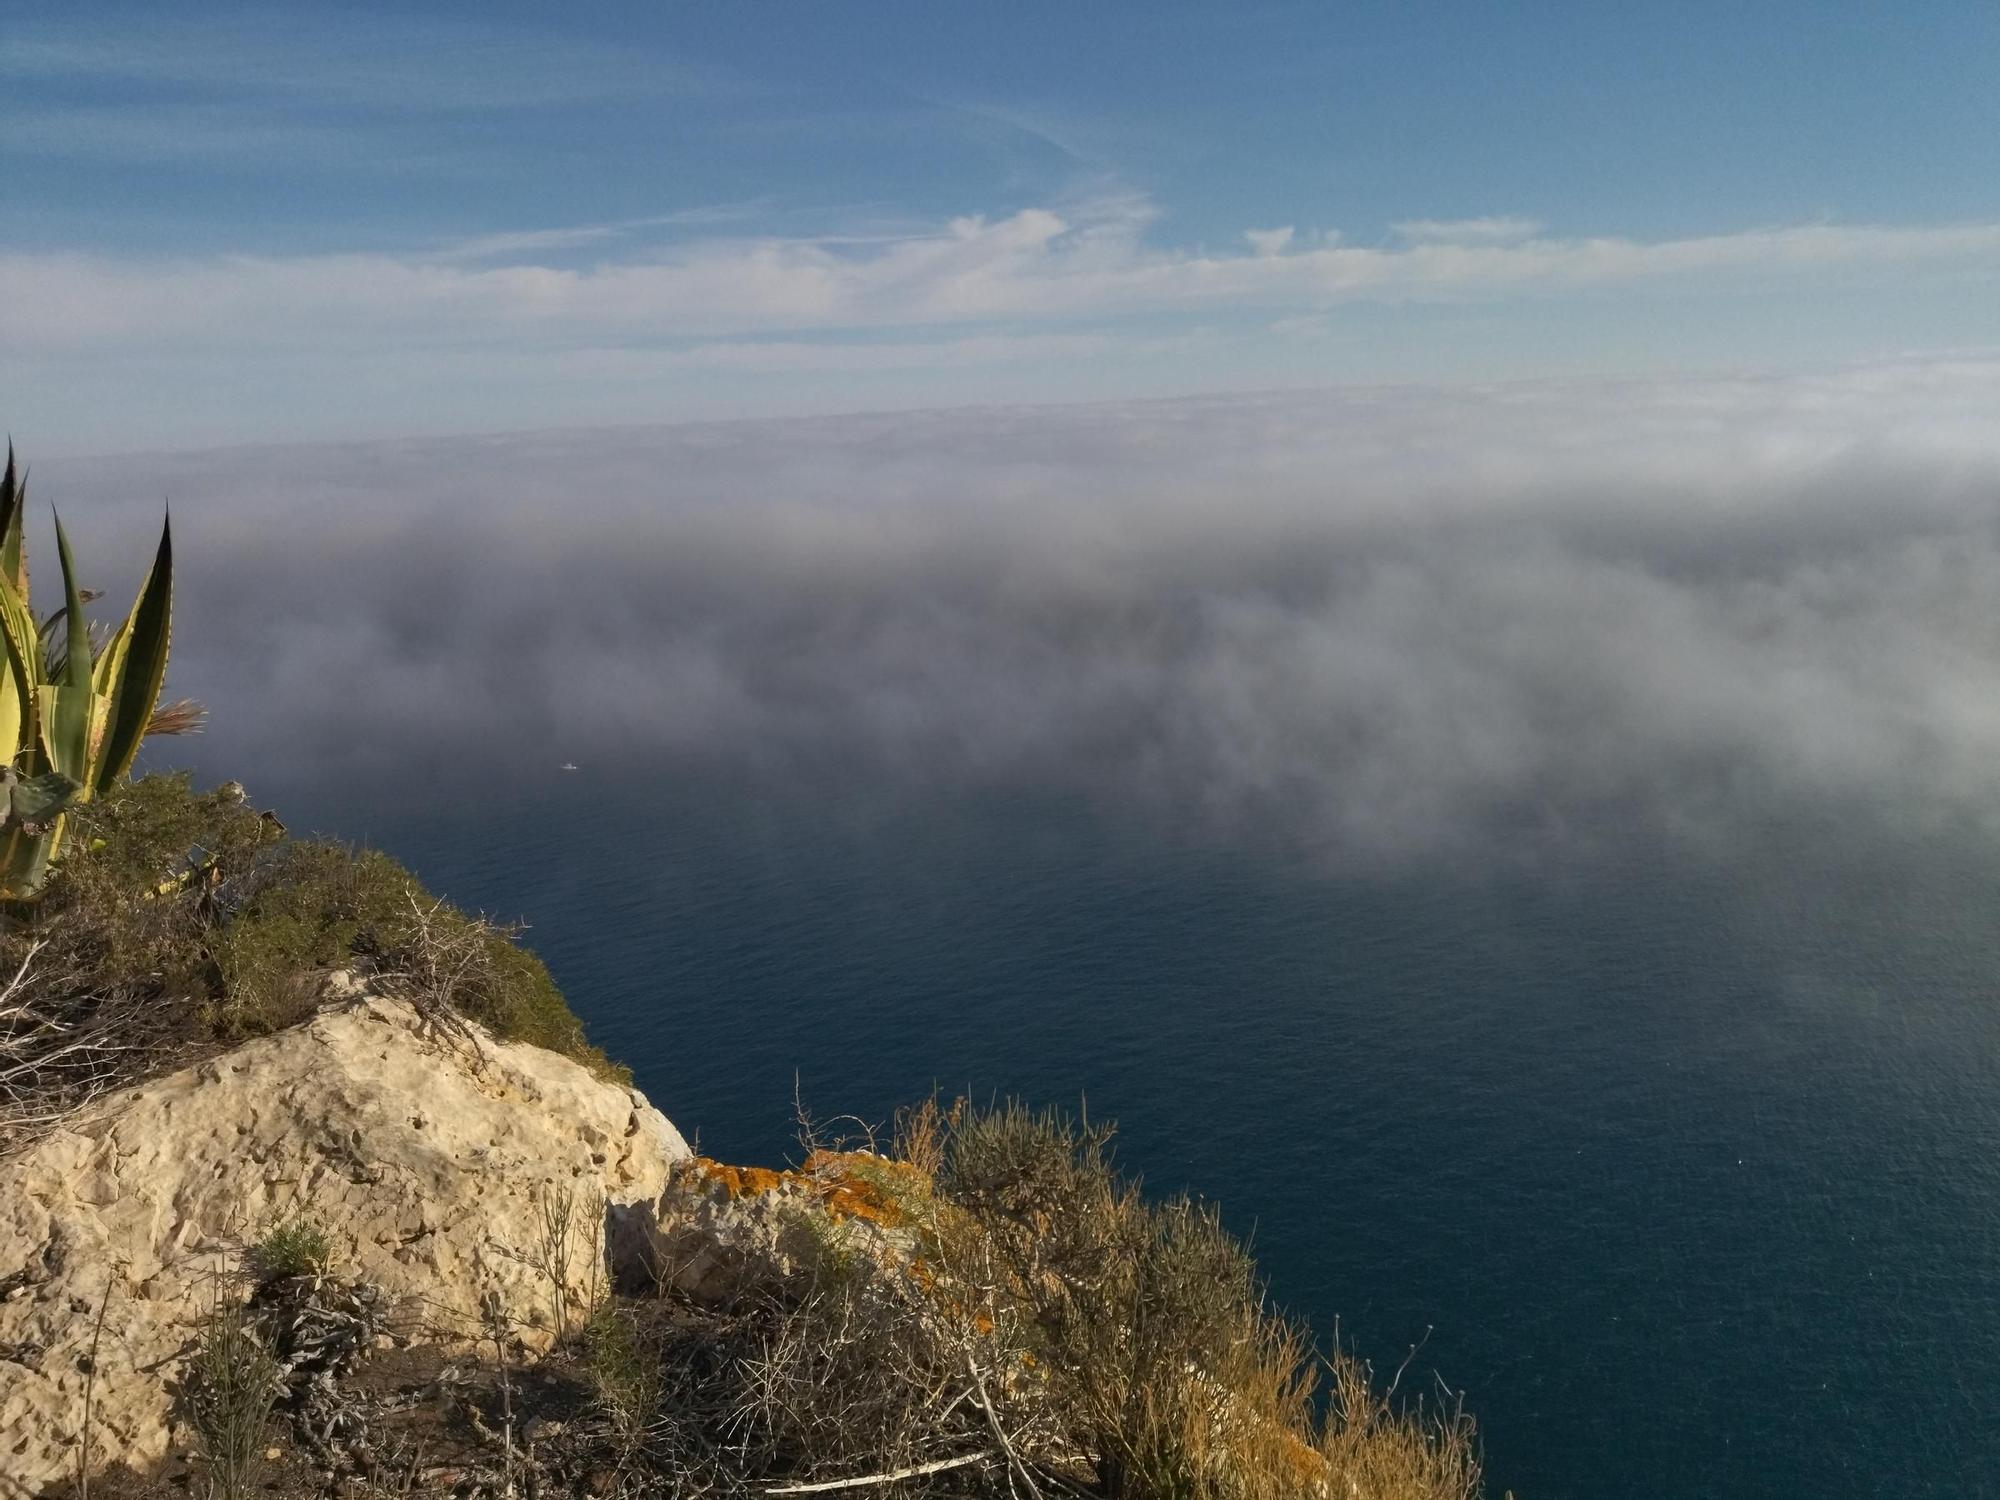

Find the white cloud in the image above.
[
  {"left": 423, "top": 225, "right": 633, "bottom": 263},
  {"left": 1245, "top": 226, "right": 1296, "bottom": 256},
  {"left": 6, "top": 200, "right": 1998, "bottom": 359},
  {"left": 1393, "top": 216, "right": 1546, "bottom": 244}
]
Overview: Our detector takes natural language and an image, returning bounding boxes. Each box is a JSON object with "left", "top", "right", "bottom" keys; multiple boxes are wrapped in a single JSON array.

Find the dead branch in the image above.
[{"left": 762, "top": 1450, "right": 996, "bottom": 1494}]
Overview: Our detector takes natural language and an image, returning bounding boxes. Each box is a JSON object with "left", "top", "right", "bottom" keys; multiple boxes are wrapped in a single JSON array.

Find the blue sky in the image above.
[{"left": 6, "top": 0, "right": 2000, "bottom": 452}]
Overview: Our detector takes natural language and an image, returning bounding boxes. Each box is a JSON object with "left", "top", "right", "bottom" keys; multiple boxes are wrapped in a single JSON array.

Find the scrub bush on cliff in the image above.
[
  {"left": 0, "top": 774, "right": 623, "bottom": 1151},
  {"left": 590, "top": 1099, "right": 1484, "bottom": 1500}
]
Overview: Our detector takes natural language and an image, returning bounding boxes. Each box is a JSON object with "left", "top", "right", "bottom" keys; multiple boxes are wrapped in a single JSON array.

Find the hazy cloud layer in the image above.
[
  {"left": 11, "top": 202, "right": 2000, "bottom": 357},
  {"left": 36, "top": 358, "right": 2000, "bottom": 865}
]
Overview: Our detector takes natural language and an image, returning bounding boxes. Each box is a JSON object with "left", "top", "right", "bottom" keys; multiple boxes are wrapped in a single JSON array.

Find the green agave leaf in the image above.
[
  {"left": 0, "top": 572, "right": 38, "bottom": 769},
  {"left": 91, "top": 617, "right": 126, "bottom": 699},
  {"left": 41, "top": 516, "right": 94, "bottom": 785},
  {"left": 0, "top": 445, "right": 23, "bottom": 601},
  {"left": 52, "top": 517, "right": 90, "bottom": 692},
  {"left": 90, "top": 614, "right": 128, "bottom": 766},
  {"left": 92, "top": 515, "right": 172, "bottom": 794},
  {"left": 0, "top": 669, "right": 21, "bottom": 776},
  {"left": 0, "top": 593, "right": 24, "bottom": 763},
  {"left": 37, "top": 684, "right": 91, "bottom": 783}
]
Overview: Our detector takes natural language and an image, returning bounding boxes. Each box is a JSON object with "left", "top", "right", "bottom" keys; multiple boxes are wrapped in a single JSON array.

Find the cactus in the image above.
[{"left": 0, "top": 444, "right": 194, "bottom": 898}]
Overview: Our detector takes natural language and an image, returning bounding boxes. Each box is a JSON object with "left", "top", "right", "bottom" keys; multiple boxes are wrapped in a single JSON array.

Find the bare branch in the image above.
[{"left": 763, "top": 1450, "right": 995, "bottom": 1493}]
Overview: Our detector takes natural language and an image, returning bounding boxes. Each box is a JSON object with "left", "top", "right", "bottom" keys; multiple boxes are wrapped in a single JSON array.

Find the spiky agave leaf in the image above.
[
  {"left": 41, "top": 591, "right": 106, "bottom": 682},
  {"left": 0, "top": 824, "right": 54, "bottom": 898},
  {"left": 0, "top": 444, "right": 25, "bottom": 599},
  {"left": 37, "top": 514, "right": 96, "bottom": 788},
  {"left": 0, "top": 592, "right": 26, "bottom": 770},
  {"left": 0, "top": 454, "right": 32, "bottom": 762},
  {"left": 0, "top": 571, "right": 38, "bottom": 773},
  {"left": 0, "top": 760, "right": 63, "bottom": 901},
  {"left": 88, "top": 515, "right": 173, "bottom": 793}
]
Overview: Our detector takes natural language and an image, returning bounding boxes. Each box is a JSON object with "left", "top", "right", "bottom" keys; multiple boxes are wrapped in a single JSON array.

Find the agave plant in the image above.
[{"left": 0, "top": 444, "right": 201, "bottom": 898}]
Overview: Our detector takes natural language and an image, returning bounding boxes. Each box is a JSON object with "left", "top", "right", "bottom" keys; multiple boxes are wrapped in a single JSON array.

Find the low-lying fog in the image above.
[{"left": 38, "top": 356, "right": 2000, "bottom": 869}]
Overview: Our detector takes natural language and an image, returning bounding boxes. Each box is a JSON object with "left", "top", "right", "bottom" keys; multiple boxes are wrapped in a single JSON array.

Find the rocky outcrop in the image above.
[
  {"left": 0, "top": 989, "right": 689, "bottom": 1496},
  {"left": 635, "top": 1153, "right": 923, "bottom": 1305}
]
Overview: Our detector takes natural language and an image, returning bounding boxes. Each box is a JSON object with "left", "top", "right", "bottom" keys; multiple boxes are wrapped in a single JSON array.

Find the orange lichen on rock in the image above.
[
  {"left": 686, "top": 1157, "right": 788, "bottom": 1199},
  {"left": 680, "top": 1150, "right": 929, "bottom": 1228}
]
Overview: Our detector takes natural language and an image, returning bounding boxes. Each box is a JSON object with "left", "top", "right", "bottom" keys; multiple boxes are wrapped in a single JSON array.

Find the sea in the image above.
[{"left": 156, "top": 755, "right": 2000, "bottom": 1500}]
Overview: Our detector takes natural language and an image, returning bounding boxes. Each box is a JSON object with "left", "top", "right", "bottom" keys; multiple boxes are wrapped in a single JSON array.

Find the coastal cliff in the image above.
[{"left": 0, "top": 775, "right": 1486, "bottom": 1500}]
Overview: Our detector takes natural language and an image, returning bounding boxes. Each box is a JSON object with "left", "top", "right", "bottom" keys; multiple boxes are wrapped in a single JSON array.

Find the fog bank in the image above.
[{"left": 36, "top": 358, "right": 2000, "bottom": 865}]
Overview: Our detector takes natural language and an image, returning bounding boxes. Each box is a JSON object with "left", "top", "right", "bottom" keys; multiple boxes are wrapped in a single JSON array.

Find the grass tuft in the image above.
[
  {"left": 183, "top": 1279, "right": 283, "bottom": 1500},
  {"left": 249, "top": 1216, "right": 335, "bottom": 1282}
]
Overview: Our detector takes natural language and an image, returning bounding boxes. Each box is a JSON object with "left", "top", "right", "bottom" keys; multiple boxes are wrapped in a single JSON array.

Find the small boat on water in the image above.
[{"left": 559, "top": 761, "right": 580, "bottom": 772}]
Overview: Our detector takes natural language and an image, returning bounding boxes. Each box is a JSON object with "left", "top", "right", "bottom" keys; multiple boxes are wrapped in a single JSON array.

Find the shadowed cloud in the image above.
[{"left": 33, "top": 358, "right": 2000, "bottom": 867}]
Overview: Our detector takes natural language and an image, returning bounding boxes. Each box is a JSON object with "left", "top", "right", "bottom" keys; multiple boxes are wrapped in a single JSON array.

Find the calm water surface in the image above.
[{"left": 209, "top": 761, "right": 2000, "bottom": 1500}]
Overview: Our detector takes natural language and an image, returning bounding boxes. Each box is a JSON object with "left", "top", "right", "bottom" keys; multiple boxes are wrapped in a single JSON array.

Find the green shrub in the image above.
[
  {"left": 183, "top": 1284, "right": 283, "bottom": 1500},
  {"left": 0, "top": 773, "right": 623, "bottom": 1147},
  {"left": 250, "top": 1215, "right": 335, "bottom": 1281},
  {"left": 581, "top": 1300, "right": 665, "bottom": 1454},
  {"left": 444, "top": 918, "right": 612, "bottom": 1069},
  {"left": 206, "top": 842, "right": 418, "bottom": 1038},
  {"left": 66, "top": 772, "right": 272, "bottom": 894}
]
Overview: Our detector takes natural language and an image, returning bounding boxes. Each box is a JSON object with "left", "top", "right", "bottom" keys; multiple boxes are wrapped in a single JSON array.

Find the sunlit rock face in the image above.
[{"left": 0, "top": 987, "right": 689, "bottom": 1495}]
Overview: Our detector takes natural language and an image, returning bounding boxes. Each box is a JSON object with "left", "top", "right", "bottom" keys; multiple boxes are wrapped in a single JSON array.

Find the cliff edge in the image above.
[{"left": 0, "top": 985, "right": 688, "bottom": 1495}]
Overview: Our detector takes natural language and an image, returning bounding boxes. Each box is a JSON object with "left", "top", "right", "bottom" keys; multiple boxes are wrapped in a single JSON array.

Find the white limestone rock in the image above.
[{"left": 0, "top": 990, "right": 688, "bottom": 1496}]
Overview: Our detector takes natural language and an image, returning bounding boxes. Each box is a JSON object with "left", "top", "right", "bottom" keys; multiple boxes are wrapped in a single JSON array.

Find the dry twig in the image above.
[{"left": 762, "top": 1449, "right": 996, "bottom": 1493}]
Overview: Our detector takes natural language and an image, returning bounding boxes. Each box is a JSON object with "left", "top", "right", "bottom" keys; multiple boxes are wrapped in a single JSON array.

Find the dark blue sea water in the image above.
[{"left": 193, "top": 757, "right": 2000, "bottom": 1500}]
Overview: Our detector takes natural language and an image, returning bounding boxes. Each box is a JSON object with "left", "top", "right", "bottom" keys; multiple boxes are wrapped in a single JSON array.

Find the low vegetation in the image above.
[
  {"left": 250, "top": 1215, "right": 337, "bottom": 1283},
  {"left": 0, "top": 770, "right": 621, "bottom": 1150},
  {"left": 182, "top": 1281, "right": 284, "bottom": 1500},
  {"left": 553, "top": 1098, "right": 1486, "bottom": 1500},
  {"left": 104, "top": 1098, "right": 1483, "bottom": 1500}
]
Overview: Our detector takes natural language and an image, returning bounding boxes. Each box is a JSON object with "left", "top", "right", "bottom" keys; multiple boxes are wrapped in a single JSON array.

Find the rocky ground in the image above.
[{"left": 0, "top": 984, "right": 688, "bottom": 1497}]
